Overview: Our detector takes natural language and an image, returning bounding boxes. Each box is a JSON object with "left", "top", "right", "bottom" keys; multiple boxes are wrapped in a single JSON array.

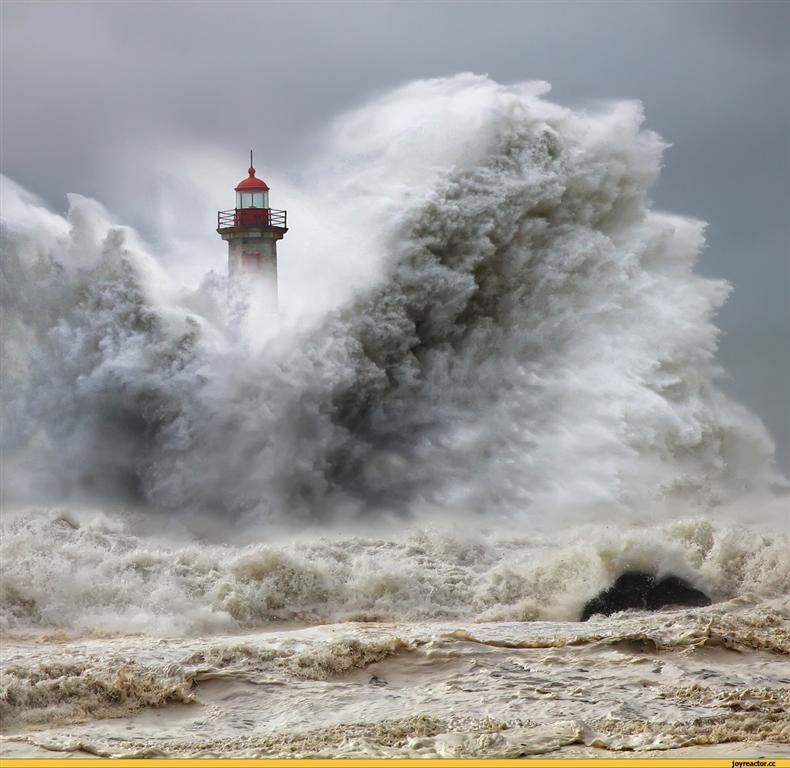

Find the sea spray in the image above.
[{"left": 1, "top": 75, "right": 779, "bottom": 526}]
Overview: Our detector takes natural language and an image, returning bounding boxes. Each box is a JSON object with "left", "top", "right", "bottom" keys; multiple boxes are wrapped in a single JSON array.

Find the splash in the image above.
[
  {"left": 2, "top": 508, "right": 787, "bottom": 634},
  {"left": 0, "top": 74, "right": 781, "bottom": 529}
]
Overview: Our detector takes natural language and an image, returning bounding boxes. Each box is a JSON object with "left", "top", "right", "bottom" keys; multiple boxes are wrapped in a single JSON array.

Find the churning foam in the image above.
[{"left": 1, "top": 506, "right": 787, "bottom": 635}]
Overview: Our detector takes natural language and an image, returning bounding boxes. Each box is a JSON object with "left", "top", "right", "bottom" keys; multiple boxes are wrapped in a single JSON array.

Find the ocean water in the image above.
[{"left": 1, "top": 75, "right": 788, "bottom": 758}]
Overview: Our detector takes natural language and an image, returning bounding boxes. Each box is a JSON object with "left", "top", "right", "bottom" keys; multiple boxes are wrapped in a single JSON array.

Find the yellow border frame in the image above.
[{"left": 2, "top": 760, "right": 790, "bottom": 767}]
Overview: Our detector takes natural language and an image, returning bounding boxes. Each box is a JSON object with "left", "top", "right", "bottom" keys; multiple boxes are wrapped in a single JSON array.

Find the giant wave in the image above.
[{"left": 0, "top": 74, "right": 782, "bottom": 530}]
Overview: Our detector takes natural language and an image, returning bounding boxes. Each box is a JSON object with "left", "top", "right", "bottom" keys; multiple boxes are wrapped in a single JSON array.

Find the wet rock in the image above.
[{"left": 581, "top": 572, "right": 711, "bottom": 621}]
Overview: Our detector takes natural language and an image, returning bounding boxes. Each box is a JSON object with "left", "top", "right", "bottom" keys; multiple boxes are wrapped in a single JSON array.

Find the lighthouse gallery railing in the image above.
[{"left": 217, "top": 208, "right": 287, "bottom": 230}]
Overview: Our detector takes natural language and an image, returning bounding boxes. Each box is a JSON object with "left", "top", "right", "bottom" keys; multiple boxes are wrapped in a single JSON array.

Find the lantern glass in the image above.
[{"left": 236, "top": 190, "right": 269, "bottom": 209}]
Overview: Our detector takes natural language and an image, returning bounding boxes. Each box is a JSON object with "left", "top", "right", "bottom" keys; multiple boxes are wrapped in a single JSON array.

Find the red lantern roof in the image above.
[{"left": 235, "top": 166, "right": 270, "bottom": 192}]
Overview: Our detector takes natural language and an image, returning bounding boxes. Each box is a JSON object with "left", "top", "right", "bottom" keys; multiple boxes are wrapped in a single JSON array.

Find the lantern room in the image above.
[
  {"left": 217, "top": 152, "right": 288, "bottom": 233},
  {"left": 235, "top": 167, "right": 269, "bottom": 210}
]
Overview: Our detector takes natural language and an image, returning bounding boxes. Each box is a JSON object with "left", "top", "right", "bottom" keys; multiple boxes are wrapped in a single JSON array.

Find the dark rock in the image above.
[{"left": 581, "top": 571, "right": 711, "bottom": 621}]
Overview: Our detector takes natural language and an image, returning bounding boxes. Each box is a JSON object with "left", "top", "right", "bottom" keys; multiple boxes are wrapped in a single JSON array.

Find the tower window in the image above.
[{"left": 242, "top": 251, "right": 263, "bottom": 271}]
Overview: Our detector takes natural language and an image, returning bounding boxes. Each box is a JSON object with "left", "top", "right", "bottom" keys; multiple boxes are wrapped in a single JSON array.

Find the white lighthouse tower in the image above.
[{"left": 217, "top": 153, "right": 287, "bottom": 327}]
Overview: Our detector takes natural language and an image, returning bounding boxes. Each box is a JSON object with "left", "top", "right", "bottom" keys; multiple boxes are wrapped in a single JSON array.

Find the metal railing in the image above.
[{"left": 217, "top": 208, "right": 287, "bottom": 230}]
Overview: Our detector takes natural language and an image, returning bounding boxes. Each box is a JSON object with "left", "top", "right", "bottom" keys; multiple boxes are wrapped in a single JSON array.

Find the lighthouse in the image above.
[{"left": 217, "top": 152, "right": 287, "bottom": 324}]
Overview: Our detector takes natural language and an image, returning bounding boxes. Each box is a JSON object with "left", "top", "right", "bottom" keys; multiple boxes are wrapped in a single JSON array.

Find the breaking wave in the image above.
[
  {"left": 1, "top": 75, "right": 787, "bottom": 638},
  {"left": 2, "top": 74, "right": 780, "bottom": 525}
]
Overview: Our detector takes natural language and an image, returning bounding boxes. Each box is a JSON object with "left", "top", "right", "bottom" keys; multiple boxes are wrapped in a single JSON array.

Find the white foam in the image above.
[{"left": 1, "top": 507, "right": 786, "bottom": 634}]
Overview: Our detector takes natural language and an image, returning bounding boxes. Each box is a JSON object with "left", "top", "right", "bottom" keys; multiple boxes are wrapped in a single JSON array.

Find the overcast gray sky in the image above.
[{"left": 2, "top": 0, "right": 788, "bottom": 471}]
